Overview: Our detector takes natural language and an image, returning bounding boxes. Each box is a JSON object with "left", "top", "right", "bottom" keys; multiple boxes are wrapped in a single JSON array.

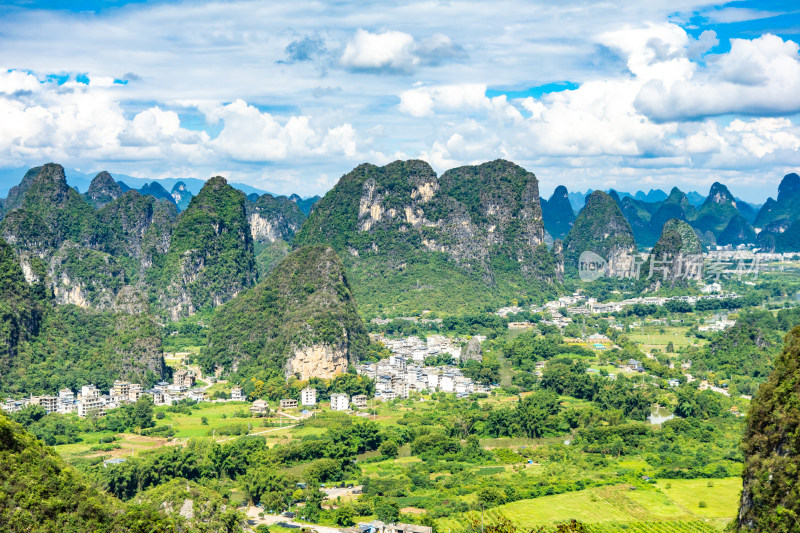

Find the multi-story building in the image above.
[
  {"left": 128, "top": 384, "right": 144, "bottom": 402},
  {"left": 30, "top": 395, "right": 58, "bottom": 413},
  {"left": 81, "top": 384, "right": 100, "bottom": 400},
  {"left": 77, "top": 396, "right": 104, "bottom": 418},
  {"left": 173, "top": 369, "right": 196, "bottom": 388},
  {"left": 112, "top": 380, "right": 131, "bottom": 399},
  {"left": 330, "top": 393, "right": 349, "bottom": 411},
  {"left": 231, "top": 386, "right": 245, "bottom": 401},
  {"left": 280, "top": 398, "right": 298, "bottom": 409},
  {"left": 300, "top": 387, "right": 317, "bottom": 406},
  {"left": 58, "top": 389, "right": 75, "bottom": 403},
  {"left": 351, "top": 394, "right": 369, "bottom": 409}
]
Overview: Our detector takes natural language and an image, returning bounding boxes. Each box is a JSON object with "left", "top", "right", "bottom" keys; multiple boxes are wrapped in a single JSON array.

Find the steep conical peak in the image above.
[
  {"left": 171, "top": 181, "right": 188, "bottom": 194},
  {"left": 85, "top": 171, "right": 123, "bottom": 208},
  {"left": 705, "top": 182, "right": 735, "bottom": 206},
  {"left": 665, "top": 187, "right": 686, "bottom": 203},
  {"left": 563, "top": 190, "right": 636, "bottom": 273},
  {"left": 552, "top": 185, "right": 569, "bottom": 199},
  {"left": 777, "top": 172, "right": 800, "bottom": 202},
  {"left": 542, "top": 184, "right": 576, "bottom": 240},
  {"left": 201, "top": 244, "right": 368, "bottom": 380}
]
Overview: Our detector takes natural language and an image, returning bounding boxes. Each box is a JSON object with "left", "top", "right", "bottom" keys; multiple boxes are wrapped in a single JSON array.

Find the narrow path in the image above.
[{"left": 217, "top": 424, "right": 296, "bottom": 443}]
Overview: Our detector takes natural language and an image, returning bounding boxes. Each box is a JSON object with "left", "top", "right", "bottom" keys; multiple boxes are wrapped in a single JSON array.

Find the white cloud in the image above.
[
  {"left": 341, "top": 29, "right": 418, "bottom": 73},
  {"left": 634, "top": 34, "right": 800, "bottom": 120},
  {"left": 0, "top": 1, "right": 799, "bottom": 199}
]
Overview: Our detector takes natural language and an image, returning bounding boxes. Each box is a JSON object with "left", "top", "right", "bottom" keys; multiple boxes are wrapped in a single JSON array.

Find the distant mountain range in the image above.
[{"left": 0, "top": 166, "right": 317, "bottom": 201}]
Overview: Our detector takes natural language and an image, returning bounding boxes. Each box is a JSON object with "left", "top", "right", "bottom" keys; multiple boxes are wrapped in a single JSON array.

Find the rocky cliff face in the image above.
[
  {"left": 201, "top": 245, "right": 368, "bottom": 380},
  {"left": 0, "top": 237, "right": 43, "bottom": 377},
  {"left": 647, "top": 219, "right": 703, "bottom": 289},
  {"left": 737, "top": 326, "right": 800, "bottom": 531},
  {"left": 160, "top": 176, "right": 256, "bottom": 319},
  {"left": 294, "top": 159, "right": 556, "bottom": 312},
  {"left": 286, "top": 343, "right": 350, "bottom": 380},
  {"left": 247, "top": 194, "right": 306, "bottom": 244},
  {"left": 563, "top": 191, "right": 636, "bottom": 277},
  {"left": 84, "top": 171, "right": 123, "bottom": 208}
]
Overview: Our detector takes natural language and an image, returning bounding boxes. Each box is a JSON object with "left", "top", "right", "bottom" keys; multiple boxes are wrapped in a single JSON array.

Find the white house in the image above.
[
  {"left": 301, "top": 387, "right": 317, "bottom": 406},
  {"left": 330, "top": 393, "right": 349, "bottom": 411}
]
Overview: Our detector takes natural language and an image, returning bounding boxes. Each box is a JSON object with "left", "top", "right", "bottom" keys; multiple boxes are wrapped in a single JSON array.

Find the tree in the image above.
[
  {"left": 334, "top": 504, "right": 355, "bottom": 526},
  {"left": 379, "top": 440, "right": 399, "bottom": 458},
  {"left": 132, "top": 396, "right": 155, "bottom": 429},
  {"left": 375, "top": 500, "right": 400, "bottom": 523},
  {"left": 242, "top": 467, "right": 293, "bottom": 511}
]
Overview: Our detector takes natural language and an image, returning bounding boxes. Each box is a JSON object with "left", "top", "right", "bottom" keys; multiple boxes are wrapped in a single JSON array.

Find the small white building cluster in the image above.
[
  {"left": 356, "top": 350, "right": 493, "bottom": 400},
  {"left": 2, "top": 369, "right": 208, "bottom": 418},
  {"left": 375, "top": 334, "right": 464, "bottom": 362}
]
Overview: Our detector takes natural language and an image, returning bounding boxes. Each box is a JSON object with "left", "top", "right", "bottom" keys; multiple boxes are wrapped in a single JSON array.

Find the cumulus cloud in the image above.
[
  {"left": 634, "top": 34, "right": 800, "bottom": 121},
  {"left": 340, "top": 29, "right": 465, "bottom": 74}
]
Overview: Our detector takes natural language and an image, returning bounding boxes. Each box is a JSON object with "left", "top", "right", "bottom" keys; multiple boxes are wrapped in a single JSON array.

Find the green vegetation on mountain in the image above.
[
  {"left": 563, "top": 191, "right": 635, "bottom": 274},
  {"left": 692, "top": 182, "right": 750, "bottom": 240},
  {"left": 0, "top": 163, "right": 99, "bottom": 255},
  {"left": 294, "top": 159, "right": 558, "bottom": 314},
  {"left": 755, "top": 173, "right": 800, "bottom": 229},
  {"left": 134, "top": 478, "right": 244, "bottom": 532},
  {"left": 0, "top": 237, "right": 44, "bottom": 378},
  {"left": 736, "top": 326, "right": 800, "bottom": 531},
  {"left": 646, "top": 219, "right": 703, "bottom": 289},
  {"left": 157, "top": 176, "right": 256, "bottom": 318},
  {"left": 201, "top": 245, "right": 369, "bottom": 381},
  {"left": 1, "top": 304, "right": 167, "bottom": 396},
  {"left": 248, "top": 193, "right": 307, "bottom": 276},
  {"left": 0, "top": 412, "right": 177, "bottom": 532},
  {"left": 85, "top": 171, "right": 124, "bottom": 208},
  {"left": 757, "top": 219, "right": 800, "bottom": 253},
  {"left": 717, "top": 214, "right": 757, "bottom": 246}
]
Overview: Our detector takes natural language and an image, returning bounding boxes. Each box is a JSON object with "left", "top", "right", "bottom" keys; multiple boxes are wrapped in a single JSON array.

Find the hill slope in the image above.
[
  {"left": 737, "top": 326, "right": 800, "bottom": 530},
  {"left": 563, "top": 191, "right": 636, "bottom": 276},
  {"left": 0, "top": 413, "right": 176, "bottom": 532},
  {"left": 157, "top": 176, "right": 256, "bottom": 319},
  {"left": 294, "top": 159, "right": 558, "bottom": 314},
  {"left": 201, "top": 245, "right": 369, "bottom": 381}
]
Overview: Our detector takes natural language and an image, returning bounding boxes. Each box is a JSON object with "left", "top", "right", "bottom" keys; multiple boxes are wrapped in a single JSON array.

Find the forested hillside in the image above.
[{"left": 294, "top": 159, "right": 559, "bottom": 314}]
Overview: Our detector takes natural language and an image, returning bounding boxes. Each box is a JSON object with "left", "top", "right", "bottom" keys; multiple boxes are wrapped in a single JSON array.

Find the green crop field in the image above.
[{"left": 436, "top": 479, "right": 740, "bottom": 531}]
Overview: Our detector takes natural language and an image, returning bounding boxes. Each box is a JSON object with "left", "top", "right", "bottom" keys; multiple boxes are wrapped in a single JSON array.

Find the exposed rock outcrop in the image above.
[
  {"left": 201, "top": 245, "right": 368, "bottom": 380},
  {"left": 286, "top": 343, "right": 349, "bottom": 380},
  {"left": 84, "top": 171, "right": 123, "bottom": 208}
]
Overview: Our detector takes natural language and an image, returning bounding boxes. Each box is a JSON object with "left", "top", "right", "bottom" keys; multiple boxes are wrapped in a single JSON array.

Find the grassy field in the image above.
[
  {"left": 436, "top": 478, "right": 740, "bottom": 531},
  {"left": 627, "top": 326, "right": 706, "bottom": 352}
]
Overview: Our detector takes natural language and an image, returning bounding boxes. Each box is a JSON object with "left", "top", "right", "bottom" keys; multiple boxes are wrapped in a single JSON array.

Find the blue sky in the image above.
[{"left": 1, "top": 0, "right": 799, "bottom": 201}]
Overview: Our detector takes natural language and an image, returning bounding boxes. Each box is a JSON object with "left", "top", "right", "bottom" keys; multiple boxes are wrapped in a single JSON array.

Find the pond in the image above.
[{"left": 647, "top": 405, "right": 675, "bottom": 425}]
